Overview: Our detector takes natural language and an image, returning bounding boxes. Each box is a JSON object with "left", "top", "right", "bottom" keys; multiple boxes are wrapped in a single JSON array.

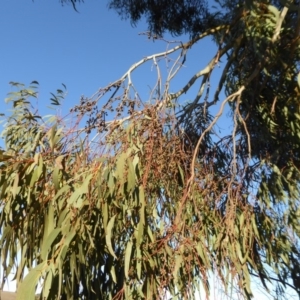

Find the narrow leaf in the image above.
[
  {"left": 16, "top": 262, "right": 47, "bottom": 300},
  {"left": 124, "top": 240, "right": 133, "bottom": 279},
  {"left": 106, "top": 214, "right": 117, "bottom": 259}
]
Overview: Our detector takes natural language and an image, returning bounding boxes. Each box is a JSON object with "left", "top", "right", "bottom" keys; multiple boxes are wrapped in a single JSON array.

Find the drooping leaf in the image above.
[
  {"left": 106, "top": 214, "right": 118, "bottom": 259},
  {"left": 124, "top": 239, "right": 133, "bottom": 279},
  {"left": 16, "top": 262, "right": 47, "bottom": 300}
]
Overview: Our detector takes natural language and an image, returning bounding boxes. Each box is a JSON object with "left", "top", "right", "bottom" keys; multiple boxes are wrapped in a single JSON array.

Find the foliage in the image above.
[
  {"left": 60, "top": 0, "right": 217, "bottom": 36},
  {"left": 0, "top": 82, "right": 195, "bottom": 299},
  {"left": 1, "top": 0, "right": 300, "bottom": 299},
  {"left": 108, "top": 0, "right": 214, "bottom": 37}
]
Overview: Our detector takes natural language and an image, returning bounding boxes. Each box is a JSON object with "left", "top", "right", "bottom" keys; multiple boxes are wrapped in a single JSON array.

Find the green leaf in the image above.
[
  {"left": 41, "top": 228, "right": 61, "bottom": 261},
  {"left": 147, "top": 225, "right": 154, "bottom": 243},
  {"left": 53, "top": 167, "right": 60, "bottom": 192},
  {"left": 49, "top": 124, "right": 57, "bottom": 151},
  {"left": 124, "top": 239, "right": 133, "bottom": 279},
  {"left": 54, "top": 184, "right": 70, "bottom": 202},
  {"left": 29, "top": 167, "right": 38, "bottom": 188},
  {"left": 42, "top": 203, "right": 55, "bottom": 247},
  {"left": 132, "top": 155, "right": 139, "bottom": 170},
  {"left": 12, "top": 173, "right": 19, "bottom": 198},
  {"left": 116, "top": 152, "right": 126, "bottom": 182},
  {"left": 59, "top": 230, "right": 76, "bottom": 261},
  {"left": 81, "top": 173, "right": 93, "bottom": 194},
  {"left": 37, "top": 154, "right": 44, "bottom": 177},
  {"left": 42, "top": 269, "right": 53, "bottom": 300},
  {"left": 136, "top": 246, "right": 142, "bottom": 280},
  {"left": 196, "top": 243, "right": 208, "bottom": 266},
  {"left": 71, "top": 173, "right": 93, "bottom": 208},
  {"left": 251, "top": 215, "right": 259, "bottom": 238},
  {"left": 135, "top": 220, "right": 144, "bottom": 246},
  {"left": 103, "top": 201, "right": 108, "bottom": 231},
  {"left": 16, "top": 262, "right": 47, "bottom": 300},
  {"left": 127, "top": 159, "right": 135, "bottom": 192},
  {"left": 110, "top": 265, "right": 117, "bottom": 283},
  {"left": 106, "top": 214, "right": 117, "bottom": 259},
  {"left": 107, "top": 171, "right": 115, "bottom": 196},
  {"left": 267, "top": 5, "right": 280, "bottom": 20},
  {"left": 242, "top": 264, "right": 251, "bottom": 294},
  {"left": 0, "top": 225, "right": 12, "bottom": 244},
  {"left": 236, "top": 242, "right": 246, "bottom": 265},
  {"left": 178, "top": 164, "right": 184, "bottom": 184},
  {"left": 239, "top": 212, "right": 245, "bottom": 231}
]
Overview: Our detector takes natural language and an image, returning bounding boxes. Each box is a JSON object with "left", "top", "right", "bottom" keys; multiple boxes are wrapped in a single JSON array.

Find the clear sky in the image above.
[
  {"left": 0, "top": 1, "right": 297, "bottom": 299},
  {"left": 1, "top": 0, "right": 161, "bottom": 110},
  {"left": 0, "top": 0, "right": 220, "bottom": 118}
]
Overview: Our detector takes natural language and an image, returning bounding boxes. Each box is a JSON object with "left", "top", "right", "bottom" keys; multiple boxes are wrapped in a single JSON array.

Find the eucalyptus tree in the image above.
[{"left": 0, "top": 0, "right": 299, "bottom": 299}]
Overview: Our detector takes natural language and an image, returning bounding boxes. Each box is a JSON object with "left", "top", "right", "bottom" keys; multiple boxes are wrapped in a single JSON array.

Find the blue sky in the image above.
[
  {"left": 0, "top": 0, "right": 221, "bottom": 118},
  {"left": 1, "top": 0, "right": 158, "bottom": 109}
]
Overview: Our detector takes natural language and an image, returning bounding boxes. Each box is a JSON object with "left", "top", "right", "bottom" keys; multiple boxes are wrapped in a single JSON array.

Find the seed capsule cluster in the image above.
[{"left": 70, "top": 96, "right": 107, "bottom": 134}]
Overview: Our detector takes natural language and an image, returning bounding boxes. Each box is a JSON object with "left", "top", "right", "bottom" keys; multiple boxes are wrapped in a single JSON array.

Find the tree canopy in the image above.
[{"left": 1, "top": 0, "right": 300, "bottom": 299}]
